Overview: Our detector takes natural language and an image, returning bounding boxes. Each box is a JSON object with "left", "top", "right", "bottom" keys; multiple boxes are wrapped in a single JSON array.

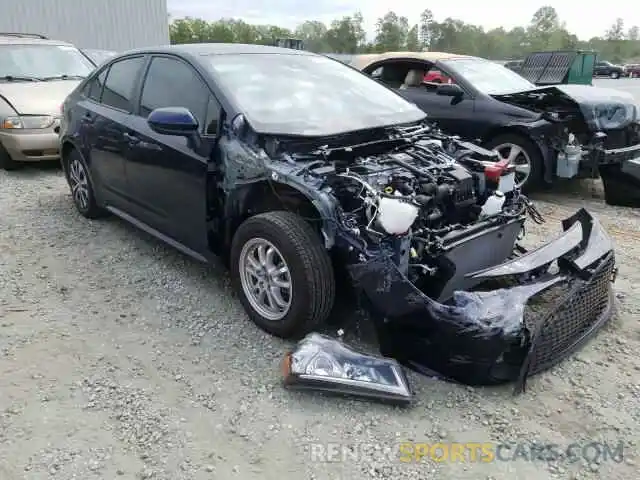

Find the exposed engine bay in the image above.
[
  {"left": 285, "top": 124, "right": 543, "bottom": 301},
  {"left": 262, "top": 122, "right": 615, "bottom": 396}
]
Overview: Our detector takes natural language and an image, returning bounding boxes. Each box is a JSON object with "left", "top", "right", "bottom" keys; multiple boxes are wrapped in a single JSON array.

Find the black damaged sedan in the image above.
[
  {"left": 352, "top": 52, "right": 640, "bottom": 206},
  {"left": 58, "top": 44, "right": 617, "bottom": 389}
]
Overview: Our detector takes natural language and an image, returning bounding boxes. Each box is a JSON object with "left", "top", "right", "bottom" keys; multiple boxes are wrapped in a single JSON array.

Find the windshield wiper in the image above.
[
  {"left": 42, "top": 74, "right": 85, "bottom": 81},
  {"left": 1, "top": 75, "right": 43, "bottom": 82}
]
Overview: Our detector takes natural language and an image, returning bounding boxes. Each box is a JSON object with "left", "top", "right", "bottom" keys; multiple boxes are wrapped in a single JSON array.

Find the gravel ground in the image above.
[{"left": 1, "top": 165, "right": 639, "bottom": 480}]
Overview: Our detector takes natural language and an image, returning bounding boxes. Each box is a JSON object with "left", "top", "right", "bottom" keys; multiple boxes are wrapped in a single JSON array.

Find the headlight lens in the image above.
[
  {"left": 1, "top": 115, "right": 56, "bottom": 129},
  {"left": 282, "top": 333, "right": 413, "bottom": 405}
]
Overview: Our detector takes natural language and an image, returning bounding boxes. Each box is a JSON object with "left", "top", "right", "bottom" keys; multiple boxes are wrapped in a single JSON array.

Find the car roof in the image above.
[
  {"left": 0, "top": 34, "right": 73, "bottom": 47},
  {"left": 120, "top": 42, "right": 316, "bottom": 58},
  {"left": 350, "top": 51, "right": 474, "bottom": 70}
]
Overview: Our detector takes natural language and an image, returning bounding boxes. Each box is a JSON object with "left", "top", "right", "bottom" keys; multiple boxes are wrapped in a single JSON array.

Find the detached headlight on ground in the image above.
[
  {"left": 282, "top": 333, "right": 413, "bottom": 405},
  {"left": 1, "top": 115, "right": 56, "bottom": 129}
]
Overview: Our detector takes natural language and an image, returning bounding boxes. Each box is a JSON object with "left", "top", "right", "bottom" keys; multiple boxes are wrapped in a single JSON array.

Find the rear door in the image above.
[
  {"left": 84, "top": 56, "right": 145, "bottom": 201},
  {"left": 123, "top": 55, "right": 219, "bottom": 252}
]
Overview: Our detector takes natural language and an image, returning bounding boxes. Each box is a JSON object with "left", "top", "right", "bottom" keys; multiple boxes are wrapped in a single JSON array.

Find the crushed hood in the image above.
[
  {"left": 491, "top": 84, "right": 639, "bottom": 131},
  {"left": 0, "top": 80, "right": 81, "bottom": 115}
]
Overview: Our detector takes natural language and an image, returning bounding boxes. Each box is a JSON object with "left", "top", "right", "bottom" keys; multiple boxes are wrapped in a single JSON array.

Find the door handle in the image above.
[{"left": 123, "top": 132, "right": 139, "bottom": 142}]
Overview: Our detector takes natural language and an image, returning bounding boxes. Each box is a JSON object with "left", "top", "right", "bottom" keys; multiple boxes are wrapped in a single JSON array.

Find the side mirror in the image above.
[
  {"left": 147, "top": 107, "right": 199, "bottom": 136},
  {"left": 436, "top": 83, "right": 464, "bottom": 98}
]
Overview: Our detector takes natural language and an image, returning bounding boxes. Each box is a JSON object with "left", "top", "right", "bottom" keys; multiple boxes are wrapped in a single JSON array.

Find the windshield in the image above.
[
  {"left": 205, "top": 53, "right": 426, "bottom": 136},
  {"left": 446, "top": 58, "right": 535, "bottom": 95},
  {"left": 0, "top": 44, "right": 95, "bottom": 80}
]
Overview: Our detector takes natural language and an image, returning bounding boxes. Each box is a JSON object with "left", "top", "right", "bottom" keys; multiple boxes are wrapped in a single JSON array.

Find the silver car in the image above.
[{"left": 0, "top": 33, "right": 95, "bottom": 170}]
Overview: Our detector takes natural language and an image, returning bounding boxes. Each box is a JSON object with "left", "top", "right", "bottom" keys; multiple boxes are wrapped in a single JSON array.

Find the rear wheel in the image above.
[
  {"left": 484, "top": 133, "right": 544, "bottom": 191},
  {"left": 230, "top": 211, "right": 335, "bottom": 338},
  {"left": 65, "top": 149, "right": 105, "bottom": 219},
  {"left": 0, "top": 144, "right": 21, "bottom": 171}
]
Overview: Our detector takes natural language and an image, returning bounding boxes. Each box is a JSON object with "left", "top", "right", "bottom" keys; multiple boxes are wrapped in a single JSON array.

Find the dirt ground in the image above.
[{"left": 1, "top": 167, "right": 638, "bottom": 480}]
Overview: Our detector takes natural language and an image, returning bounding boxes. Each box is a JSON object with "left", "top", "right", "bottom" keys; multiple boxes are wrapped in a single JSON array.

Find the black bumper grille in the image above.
[{"left": 519, "top": 253, "right": 615, "bottom": 387}]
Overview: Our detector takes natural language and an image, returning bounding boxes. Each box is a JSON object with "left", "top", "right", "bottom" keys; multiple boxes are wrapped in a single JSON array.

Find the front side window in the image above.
[
  {"left": 140, "top": 56, "right": 209, "bottom": 130},
  {"left": 205, "top": 53, "right": 426, "bottom": 136},
  {"left": 0, "top": 44, "right": 95, "bottom": 80},
  {"left": 101, "top": 57, "right": 145, "bottom": 111}
]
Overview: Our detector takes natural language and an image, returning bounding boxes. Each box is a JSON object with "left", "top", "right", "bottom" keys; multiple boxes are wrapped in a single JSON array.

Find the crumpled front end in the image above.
[
  {"left": 348, "top": 208, "right": 616, "bottom": 393},
  {"left": 491, "top": 85, "right": 640, "bottom": 192}
]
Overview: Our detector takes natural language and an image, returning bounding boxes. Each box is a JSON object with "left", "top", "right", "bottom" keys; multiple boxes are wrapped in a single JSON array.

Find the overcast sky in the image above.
[{"left": 167, "top": 0, "right": 638, "bottom": 41}]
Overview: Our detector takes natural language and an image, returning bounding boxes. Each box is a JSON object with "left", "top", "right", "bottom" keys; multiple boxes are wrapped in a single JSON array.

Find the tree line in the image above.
[{"left": 169, "top": 6, "right": 640, "bottom": 63}]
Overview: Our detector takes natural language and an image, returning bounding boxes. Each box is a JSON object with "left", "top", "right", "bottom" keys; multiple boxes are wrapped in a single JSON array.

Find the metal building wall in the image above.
[{"left": 0, "top": 0, "right": 169, "bottom": 51}]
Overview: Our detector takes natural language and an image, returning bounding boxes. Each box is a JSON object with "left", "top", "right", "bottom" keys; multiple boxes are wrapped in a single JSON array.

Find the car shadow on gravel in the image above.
[{"left": 5, "top": 160, "right": 62, "bottom": 177}]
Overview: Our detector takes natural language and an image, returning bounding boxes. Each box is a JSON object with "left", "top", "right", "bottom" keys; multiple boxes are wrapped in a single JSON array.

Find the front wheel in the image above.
[
  {"left": 483, "top": 133, "right": 544, "bottom": 191},
  {"left": 230, "top": 211, "right": 335, "bottom": 338},
  {"left": 610, "top": 71, "right": 620, "bottom": 79}
]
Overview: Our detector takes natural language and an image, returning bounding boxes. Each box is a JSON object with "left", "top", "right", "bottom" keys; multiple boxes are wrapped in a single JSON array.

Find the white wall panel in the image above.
[{"left": 0, "top": 0, "right": 169, "bottom": 51}]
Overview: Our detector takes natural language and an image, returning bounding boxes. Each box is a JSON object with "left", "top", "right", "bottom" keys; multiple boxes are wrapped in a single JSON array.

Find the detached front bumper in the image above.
[{"left": 348, "top": 209, "right": 616, "bottom": 393}]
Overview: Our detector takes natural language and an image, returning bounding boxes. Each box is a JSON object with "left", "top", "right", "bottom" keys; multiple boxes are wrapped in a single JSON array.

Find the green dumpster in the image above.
[{"left": 517, "top": 50, "right": 596, "bottom": 86}]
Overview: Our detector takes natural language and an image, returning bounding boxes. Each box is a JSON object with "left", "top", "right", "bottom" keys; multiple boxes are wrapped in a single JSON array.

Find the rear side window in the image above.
[
  {"left": 101, "top": 56, "right": 145, "bottom": 111},
  {"left": 86, "top": 68, "right": 108, "bottom": 102},
  {"left": 139, "top": 56, "right": 209, "bottom": 130}
]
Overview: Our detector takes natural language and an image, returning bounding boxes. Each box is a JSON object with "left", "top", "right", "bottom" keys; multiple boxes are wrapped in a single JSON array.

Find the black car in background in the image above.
[
  {"left": 352, "top": 52, "right": 640, "bottom": 204},
  {"left": 593, "top": 60, "right": 624, "bottom": 79}
]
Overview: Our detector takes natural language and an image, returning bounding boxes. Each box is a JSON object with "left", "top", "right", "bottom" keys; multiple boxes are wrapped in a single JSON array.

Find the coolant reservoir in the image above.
[
  {"left": 377, "top": 197, "right": 419, "bottom": 234},
  {"left": 480, "top": 191, "right": 505, "bottom": 218}
]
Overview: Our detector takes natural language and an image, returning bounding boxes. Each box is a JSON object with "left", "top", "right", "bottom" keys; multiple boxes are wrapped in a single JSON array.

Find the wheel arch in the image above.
[
  {"left": 60, "top": 140, "right": 102, "bottom": 195},
  {"left": 482, "top": 126, "right": 551, "bottom": 181},
  {"left": 220, "top": 180, "right": 334, "bottom": 255}
]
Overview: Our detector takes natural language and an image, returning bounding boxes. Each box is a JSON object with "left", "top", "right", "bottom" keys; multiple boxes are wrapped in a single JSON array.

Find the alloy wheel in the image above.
[
  {"left": 491, "top": 142, "right": 532, "bottom": 188},
  {"left": 69, "top": 158, "right": 90, "bottom": 211},
  {"left": 238, "top": 238, "right": 292, "bottom": 321}
]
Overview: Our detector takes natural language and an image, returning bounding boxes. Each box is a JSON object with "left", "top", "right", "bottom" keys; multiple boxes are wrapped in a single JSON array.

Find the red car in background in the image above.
[
  {"left": 423, "top": 68, "right": 453, "bottom": 83},
  {"left": 624, "top": 64, "right": 640, "bottom": 78}
]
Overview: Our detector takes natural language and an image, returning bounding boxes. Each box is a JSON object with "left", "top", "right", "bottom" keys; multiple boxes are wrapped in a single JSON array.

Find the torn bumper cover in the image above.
[{"left": 348, "top": 208, "right": 616, "bottom": 393}]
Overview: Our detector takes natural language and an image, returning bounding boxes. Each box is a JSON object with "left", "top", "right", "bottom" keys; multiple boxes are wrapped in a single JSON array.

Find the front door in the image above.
[{"left": 124, "top": 55, "right": 221, "bottom": 253}]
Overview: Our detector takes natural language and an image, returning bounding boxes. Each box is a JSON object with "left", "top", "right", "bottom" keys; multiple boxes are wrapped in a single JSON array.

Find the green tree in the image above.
[
  {"left": 295, "top": 21, "right": 329, "bottom": 52},
  {"left": 418, "top": 9, "right": 434, "bottom": 50},
  {"left": 167, "top": 9, "right": 640, "bottom": 63},
  {"left": 325, "top": 14, "right": 365, "bottom": 53},
  {"left": 606, "top": 18, "right": 625, "bottom": 40},
  {"left": 406, "top": 25, "right": 420, "bottom": 51},
  {"left": 528, "top": 6, "right": 561, "bottom": 50},
  {"left": 374, "top": 12, "right": 410, "bottom": 51}
]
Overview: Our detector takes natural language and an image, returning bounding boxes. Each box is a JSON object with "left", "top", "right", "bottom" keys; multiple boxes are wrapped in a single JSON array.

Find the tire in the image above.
[
  {"left": 64, "top": 148, "right": 105, "bottom": 219},
  {"left": 599, "top": 164, "right": 640, "bottom": 207},
  {"left": 0, "top": 143, "right": 21, "bottom": 171},
  {"left": 230, "top": 211, "right": 335, "bottom": 338},
  {"left": 610, "top": 71, "right": 620, "bottom": 79},
  {"left": 483, "top": 133, "right": 544, "bottom": 191}
]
